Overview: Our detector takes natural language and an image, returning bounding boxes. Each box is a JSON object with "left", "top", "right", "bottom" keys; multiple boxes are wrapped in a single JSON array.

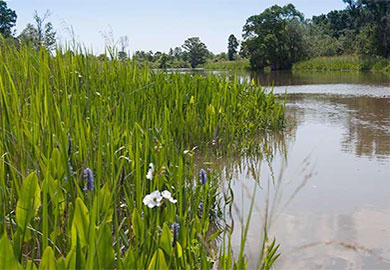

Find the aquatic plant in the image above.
[
  {"left": 0, "top": 39, "right": 285, "bottom": 269},
  {"left": 200, "top": 169, "right": 207, "bottom": 184},
  {"left": 146, "top": 162, "right": 154, "bottom": 180},
  {"left": 83, "top": 168, "right": 94, "bottom": 191}
]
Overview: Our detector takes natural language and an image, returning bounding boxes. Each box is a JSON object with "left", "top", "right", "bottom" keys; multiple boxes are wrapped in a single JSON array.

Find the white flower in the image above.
[
  {"left": 161, "top": 190, "right": 177, "bottom": 204},
  {"left": 146, "top": 163, "right": 154, "bottom": 180},
  {"left": 142, "top": 190, "right": 162, "bottom": 208}
]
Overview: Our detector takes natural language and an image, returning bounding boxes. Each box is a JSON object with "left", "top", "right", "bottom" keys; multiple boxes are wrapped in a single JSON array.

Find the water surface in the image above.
[{"left": 202, "top": 70, "right": 390, "bottom": 269}]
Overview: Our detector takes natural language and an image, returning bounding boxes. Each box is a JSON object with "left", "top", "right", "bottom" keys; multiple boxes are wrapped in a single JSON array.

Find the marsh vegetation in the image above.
[{"left": 0, "top": 41, "right": 285, "bottom": 269}]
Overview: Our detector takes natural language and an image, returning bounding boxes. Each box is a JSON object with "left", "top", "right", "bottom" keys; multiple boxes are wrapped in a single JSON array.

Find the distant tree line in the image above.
[
  {"left": 3, "top": 0, "right": 390, "bottom": 70},
  {"left": 135, "top": 0, "right": 390, "bottom": 70},
  {"left": 132, "top": 37, "right": 233, "bottom": 68},
  {"left": 308, "top": 0, "right": 390, "bottom": 58},
  {"left": 0, "top": 1, "right": 56, "bottom": 50},
  {"left": 241, "top": 0, "right": 390, "bottom": 70}
]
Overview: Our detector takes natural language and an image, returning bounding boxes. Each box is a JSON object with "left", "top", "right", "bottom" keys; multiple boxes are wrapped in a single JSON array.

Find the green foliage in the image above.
[
  {"left": 260, "top": 238, "right": 280, "bottom": 270},
  {"left": 0, "top": 1, "right": 17, "bottom": 37},
  {"left": 204, "top": 59, "right": 250, "bottom": 70},
  {"left": 0, "top": 41, "right": 284, "bottom": 269},
  {"left": 182, "top": 37, "right": 210, "bottom": 68},
  {"left": 18, "top": 10, "right": 56, "bottom": 50},
  {"left": 293, "top": 55, "right": 390, "bottom": 71},
  {"left": 242, "top": 4, "right": 306, "bottom": 70},
  {"left": 307, "top": 0, "right": 390, "bottom": 59},
  {"left": 16, "top": 173, "right": 41, "bottom": 236},
  {"left": 227, "top": 34, "right": 239, "bottom": 61},
  {"left": 133, "top": 49, "right": 191, "bottom": 69},
  {"left": 0, "top": 234, "right": 21, "bottom": 270},
  {"left": 39, "top": 247, "right": 57, "bottom": 270}
]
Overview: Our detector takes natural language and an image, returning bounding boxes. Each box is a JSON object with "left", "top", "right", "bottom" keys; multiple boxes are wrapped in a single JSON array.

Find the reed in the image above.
[{"left": 0, "top": 40, "right": 284, "bottom": 269}]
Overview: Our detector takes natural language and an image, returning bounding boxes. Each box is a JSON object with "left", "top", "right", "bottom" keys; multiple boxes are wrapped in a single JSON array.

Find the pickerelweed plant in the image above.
[{"left": 0, "top": 40, "right": 285, "bottom": 269}]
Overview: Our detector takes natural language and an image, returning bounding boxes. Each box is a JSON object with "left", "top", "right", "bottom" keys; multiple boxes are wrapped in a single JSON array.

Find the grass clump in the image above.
[{"left": 0, "top": 40, "right": 284, "bottom": 269}]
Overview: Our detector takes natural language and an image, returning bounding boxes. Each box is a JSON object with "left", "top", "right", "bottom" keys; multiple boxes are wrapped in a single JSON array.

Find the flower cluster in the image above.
[
  {"left": 143, "top": 190, "right": 177, "bottom": 208},
  {"left": 146, "top": 163, "right": 154, "bottom": 180},
  {"left": 83, "top": 168, "right": 94, "bottom": 191},
  {"left": 199, "top": 169, "right": 207, "bottom": 184},
  {"left": 171, "top": 222, "right": 180, "bottom": 247}
]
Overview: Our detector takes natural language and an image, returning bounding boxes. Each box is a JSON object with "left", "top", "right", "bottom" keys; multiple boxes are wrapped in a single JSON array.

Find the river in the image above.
[{"left": 199, "top": 70, "right": 390, "bottom": 269}]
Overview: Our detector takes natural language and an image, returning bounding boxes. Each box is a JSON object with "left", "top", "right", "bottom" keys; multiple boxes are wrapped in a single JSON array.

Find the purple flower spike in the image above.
[
  {"left": 171, "top": 222, "right": 180, "bottom": 247},
  {"left": 198, "top": 202, "right": 204, "bottom": 218},
  {"left": 199, "top": 169, "right": 207, "bottom": 185},
  {"left": 83, "top": 168, "right": 94, "bottom": 191}
]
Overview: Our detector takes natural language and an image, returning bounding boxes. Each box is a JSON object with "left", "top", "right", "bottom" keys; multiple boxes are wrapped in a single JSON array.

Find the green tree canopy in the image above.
[
  {"left": 0, "top": 1, "right": 17, "bottom": 37},
  {"left": 227, "top": 34, "right": 239, "bottom": 60},
  {"left": 182, "top": 37, "right": 209, "bottom": 68},
  {"left": 241, "top": 4, "right": 306, "bottom": 70},
  {"left": 19, "top": 10, "right": 56, "bottom": 50},
  {"left": 347, "top": 0, "right": 390, "bottom": 57}
]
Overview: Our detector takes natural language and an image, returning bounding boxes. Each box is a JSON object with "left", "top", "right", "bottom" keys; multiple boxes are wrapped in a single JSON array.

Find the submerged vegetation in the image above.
[{"left": 0, "top": 40, "right": 285, "bottom": 269}]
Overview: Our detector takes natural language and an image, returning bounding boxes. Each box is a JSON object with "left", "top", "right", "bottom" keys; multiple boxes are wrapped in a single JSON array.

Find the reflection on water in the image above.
[
  {"left": 191, "top": 69, "right": 390, "bottom": 87},
  {"left": 198, "top": 71, "right": 390, "bottom": 269},
  {"left": 284, "top": 94, "right": 390, "bottom": 161},
  {"left": 338, "top": 97, "right": 390, "bottom": 160},
  {"left": 248, "top": 70, "right": 390, "bottom": 87}
]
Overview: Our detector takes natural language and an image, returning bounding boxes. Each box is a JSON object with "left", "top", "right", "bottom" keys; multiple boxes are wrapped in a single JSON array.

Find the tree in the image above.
[
  {"left": 19, "top": 10, "right": 56, "bottom": 50},
  {"left": 354, "top": 0, "right": 390, "bottom": 57},
  {"left": 227, "top": 34, "right": 239, "bottom": 60},
  {"left": 0, "top": 1, "right": 17, "bottom": 37},
  {"left": 182, "top": 37, "right": 209, "bottom": 68},
  {"left": 241, "top": 4, "right": 306, "bottom": 70},
  {"left": 312, "top": 10, "right": 353, "bottom": 38},
  {"left": 118, "top": 36, "right": 129, "bottom": 60},
  {"left": 303, "top": 21, "right": 342, "bottom": 57},
  {"left": 158, "top": 53, "right": 169, "bottom": 69}
]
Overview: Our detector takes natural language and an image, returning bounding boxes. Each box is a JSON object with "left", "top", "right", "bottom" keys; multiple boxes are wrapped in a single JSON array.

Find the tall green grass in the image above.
[
  {"left": 0, "top": 40, "right": 284, "bottom": 269},
  {"left": 293, "top": 55, "right": 390, "bottom": 71}
]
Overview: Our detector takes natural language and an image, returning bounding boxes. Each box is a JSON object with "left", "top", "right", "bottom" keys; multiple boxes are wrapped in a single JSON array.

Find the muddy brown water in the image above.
[{"left": 198, "top": 70, "right": 390, "bottom": 269}]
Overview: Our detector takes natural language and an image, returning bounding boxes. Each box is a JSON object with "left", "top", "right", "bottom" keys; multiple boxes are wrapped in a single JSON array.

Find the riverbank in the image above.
[
  {"left": 204, "top": 59, "right": 250, "bottom": 70},
  {"left": 293, "top": 55, "right": 390, "bottom": 72},
  {"left": 203, "top": 56, "right": 390, "bottom": 72}
]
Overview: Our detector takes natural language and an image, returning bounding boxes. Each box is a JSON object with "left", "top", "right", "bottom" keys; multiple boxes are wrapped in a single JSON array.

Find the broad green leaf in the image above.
[
  {"left": 159, "top": 223, "right": 172, "bottom": 255},
  {"left": 97, "top": 184, "right": 113, "bottom": 222},
  {"left": 66, "top": 236, "right": 86, "bottom": 270},
  {"left": 176, "top": 242, "right": 183, "bottom": 258},
  {"left": 0, "top": 234, "right": 21, "bottom": 270},
  {"left": 39, "top": 246, "right": 56, "bottom": 270},
  {"left": 16, "top": 172, "right": 41, "bottom": 232},
  {"left": 147, "top": 249, "right": 168, "bottom": 270},
  {"left": 47, "top": 176, "right": 65, "bottom": 214},
  {"left": 96, "top": 224, "right": 115, "bottom": 269},
  {"left": 56, "top": 257, "right": 66, "bottom": 270},
  {"left": 122, "top": 249, "right": 136, "bottom": 269},
  {"left": 48, "top": 148, "right": 63, "bottom": 179},
  {"left": 131, "top": 208, "right": 143, "bottom": 239},
  {"left": 65, "top": 248, "right": 76, "bottom": 270},
  {"left": 71, "top": 198, "right": 90, "bottom": 247},
  {"left": 26, "top": 260, "right": 37, "bottom": 270}
]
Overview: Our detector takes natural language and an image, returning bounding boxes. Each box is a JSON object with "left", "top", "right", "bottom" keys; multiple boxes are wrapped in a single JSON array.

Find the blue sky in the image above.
[{"left": 7, "top": 0, "right": 347, "bottom": 54}]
